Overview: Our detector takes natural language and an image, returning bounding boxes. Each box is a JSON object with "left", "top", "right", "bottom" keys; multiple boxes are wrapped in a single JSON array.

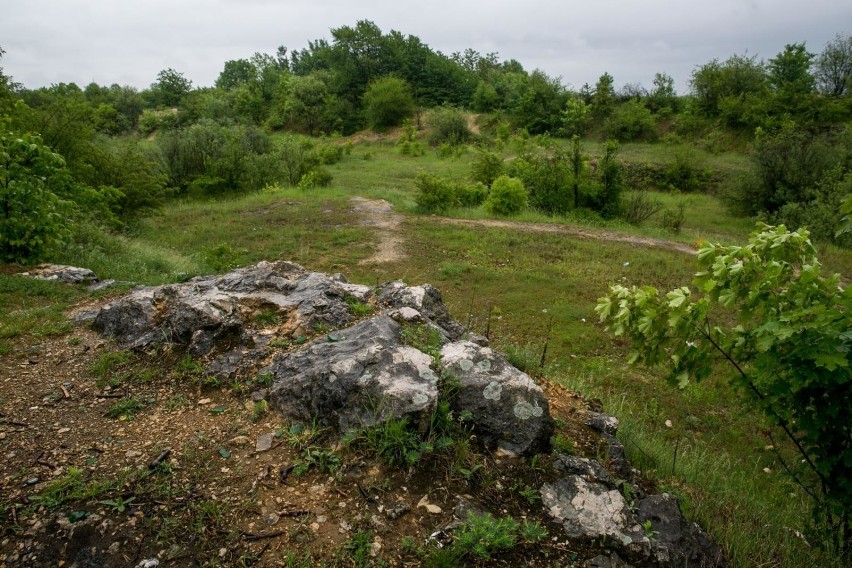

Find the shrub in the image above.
[
  {"left": 664, "top": 151, "right": 710, "bottom": 192},
  {"left": 397, "top": 120, "right": 425, "bottom": 157},
  {"left": 509, "top": 150, "right": 572, "bottom": 216},
  {"left": 470, "top": 149, "right": 505, "bottom": 188},
  {"left": 0, "top": 129, "right": 71, "bottom": 262},
  {"left": 604, "top": 100, "right": 657, "bottom": 142},
  {"left": 415, "top": 173, "right": 456, "bottom": 214},
  {"left": 362, "top": 76, "right": 414, "bottom": 130},
  {"left": 485, "top": 175, "right": 527, "bottom": 216},
  {"left": 427, "top": 106, "right": 472, "bottom": 146},
  {"left": 455, "top": 181, "right": 489, "bottom": 208},
  {"left": 622, "top": 191, "right": 664, "bottom": 225},
  {"left": 660, "top": 201, "right": 687, "bottom": 233}
]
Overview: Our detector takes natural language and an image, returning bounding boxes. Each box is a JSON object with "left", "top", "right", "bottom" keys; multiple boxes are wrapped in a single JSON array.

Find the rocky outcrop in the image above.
[
  {"left": 18, "top": 264, "right": 115, "bottom": 291},
  {"left": 87, "top": 261, "right": 550, "bottom": 454}
]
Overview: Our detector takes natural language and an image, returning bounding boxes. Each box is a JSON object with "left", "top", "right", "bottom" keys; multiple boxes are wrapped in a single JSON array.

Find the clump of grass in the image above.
[
  {"left": 253, "top": 309, "right": 279, "bottom": 325},
  {"left": 250, "top": 400, "right": 269, "bottom": 422},
  {"left": 105, "top": 397, "right": 146, "bottom": 419},
  {"left": 361, "top": 416, "right": 425, "bottom": 467},
  {"left": 346, "top": 297, "right": 373, "bottom": 316},
  {"left": 453, "top": 512, "right": 518, "bottom": 560},
  {"left": 551, "top": 433, "right": 575, "bottom": 455},
  {"left": 400, "top": 322, "right": 443, "bottom": 362}
]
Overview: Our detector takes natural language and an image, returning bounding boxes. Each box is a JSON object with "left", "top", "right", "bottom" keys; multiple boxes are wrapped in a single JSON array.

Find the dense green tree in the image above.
[
  {"left": 511, "top": 70, "right": 566, "bottom": 134},
  {"left": 691, "top": 54, "right": 770, "bottom": 128},
  {"left": 647, "top": 72, "right": 676, "bottom": 113},
  {"left": 814, "top": 33, "right": 852, "bottom": 97},
  {"left": 151, "top": 68, "right": 192, "bottom": 107},
  {"left": 278, "top": 73, "right": 341, "bottom": 135},
  {"left": 562, "top": 94, "right": 591, "bottom": 136},
  {"left": 592, "top": 72, "right": 616, "bottom": 120},
  {"left": 768, "top": 43, "right": 815, "bottom": 117},
  {"left": 0, "top": 127, "right": 70, "bottom": 261},
  {"left": 216, "top": 59, "right": 256, "bottom": 90},
  {"left": 362, "top": 76, "right": 414, "bottom": 130}
]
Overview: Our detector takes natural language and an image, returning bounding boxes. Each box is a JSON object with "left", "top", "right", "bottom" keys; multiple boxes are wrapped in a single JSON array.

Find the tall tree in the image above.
[
  {"left": 151, "top": 68, "right": 192, "bottom": 107},
  {"left": 814, "top": 33, "right": 852, "bottom": 97}
]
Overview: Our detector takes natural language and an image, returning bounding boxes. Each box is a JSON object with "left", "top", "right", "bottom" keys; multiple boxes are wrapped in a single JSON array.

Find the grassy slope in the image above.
[{"left": 10, "top": 136, "right": 846, "bottom": 566}]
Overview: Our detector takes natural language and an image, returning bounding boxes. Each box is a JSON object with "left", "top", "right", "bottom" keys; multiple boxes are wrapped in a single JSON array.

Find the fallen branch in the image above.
[
  {"left": 241, "top": 530, "right": 286, "bottom": 541},
  {"left": 148, "top": 449, "right": 172, "bottom": 470}
]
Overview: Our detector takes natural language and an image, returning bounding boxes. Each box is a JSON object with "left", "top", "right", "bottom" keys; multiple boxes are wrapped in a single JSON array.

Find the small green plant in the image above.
[
  {"left": 174, "top": 355, "right": 203, "bottom": 380},
  {"left": 642, "top": 519, "right": 659, "bottom": 540},
  {"left": 253, "top": 309, "right": 280, "bottom": 325},
  {"left": 295, "top": 446, "right": 340, "bottom": 475},
  {"left": 346, "top": 297, "right": 373, "bottom": 316},
  {"left": 517, "top": 484, "right": 541, "bottom": 505},
  {"left": 90, "top": 351, "right": 132, "bottom": 379},
  {"left": 344, "top": 530, "right": 373, "bottom": 567},
  {"left": 400, "top": 323, "right": 443, "bottom": 363},
  {"left": 165, "top": 394, "right": 191, "bottom": 411},
  {"left": 105, "top": 397, "right": 146, "bottom": 419},
  {"left": 453, "top": 512, "right": 518, "bottom": 559},
  {"left": 519, "top": 519, "right": 548, "bottom": 542},
  {"left": 551, "top": 433, "right": 575, "bottom": 455},
  {"left": 97, "top": 495, "right": 136, "bottom": 513},
  {"left": 362, "top": 416, "right": 425, "bottom": 467},
  {"left": 250, "top": 400, "right": 269, "bottom": 422},
  {"left": 401, "top": 535, "right": 417, "bottom": 555},
  {"left": 269, "top": 338, "right": 290, "bottom": 349}
]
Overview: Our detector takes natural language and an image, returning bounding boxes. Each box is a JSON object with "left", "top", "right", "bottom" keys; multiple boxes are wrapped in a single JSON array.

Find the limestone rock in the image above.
[
  {"left": 263, "top": 316, "right": 439, "bottom": 432},
  {"left": 635, "top": 494, "right": 726, "bottom": 567},
  {"left": 440, "top": 340, "right": 553, "bottom": 455},
  {"left": 541, "top": 476, "right": 650, "bottom": 560}
]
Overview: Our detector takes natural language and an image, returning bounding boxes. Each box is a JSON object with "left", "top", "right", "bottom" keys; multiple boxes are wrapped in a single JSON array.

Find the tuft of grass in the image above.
[
  {"left": 400, "top": 322, "right": 443, "bottom": 363},
  {"left": 345, "top": 296, "right": 373, "bottom": 316},
  {"left": 105, "top": 397, "right": 146, "bottom": 419},
  {"left": 453, "top": 512, "right": 518, "bottom": 560}
]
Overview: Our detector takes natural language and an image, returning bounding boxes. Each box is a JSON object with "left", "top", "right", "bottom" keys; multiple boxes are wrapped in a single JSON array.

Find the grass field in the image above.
[{"left": 5, "top": 135, "right": 846, "bottom": 566}]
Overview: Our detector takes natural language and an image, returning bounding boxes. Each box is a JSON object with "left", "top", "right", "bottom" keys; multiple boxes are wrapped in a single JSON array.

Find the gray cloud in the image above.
[{"left": 1, "top": 0, "right": 849, "bottom": 93}]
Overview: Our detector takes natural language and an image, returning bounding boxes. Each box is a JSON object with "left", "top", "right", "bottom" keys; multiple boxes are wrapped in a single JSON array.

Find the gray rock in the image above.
[
  {"left": 385, "top": 502, "right": 411, "bottom": 521},
  {"left": 602, "top": 432, "right": 632, "bottom": 481},
  {"left": 92, "top": 261, "right": 372, "bottom": 354},
  {"left": 585, "top": 552, "right": 631, "bottom": 568},
  {"left": 553, "top": 454, "right": 614, "bottom": 487},
  {"left": 378, "top": 281, "right": 466, "bottom": 340},
  {"left": 636, "top": 494, "right": 726, "bottom": 567},
  {"left": 263, "top": 317, "right": 439, "bottom": 433},
  {"left": 440, "top": 341, "right": 553, "bottom": 455},
  {"left": 255, "top": 433, "right": 275, "bottom": 452},
  {"left": 541, "top": 476, "right": 650, "bottom": 561},
  {"left": 585, "top": 411, "right": 620, "bottom": 436},
  {"left": 19, "top": 264, "right": 97, "bottom": 284}
]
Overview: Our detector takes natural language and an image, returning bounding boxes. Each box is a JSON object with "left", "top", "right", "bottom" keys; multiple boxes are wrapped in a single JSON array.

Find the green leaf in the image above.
[
  {"left": 218, "top": 448, "right": 231, "bottom": 459},
  {"left": 209, "top": 406, "right": 227, "bottom": 415},
  {"left": 813, "top": 352, "right": 848, "bottom": 371}
]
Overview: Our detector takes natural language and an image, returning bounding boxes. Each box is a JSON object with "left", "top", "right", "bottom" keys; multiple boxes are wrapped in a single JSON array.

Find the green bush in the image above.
[
  {"left": 362, "top": 76, "right": 414, "bottom": 130},
  {"left": 427, "top": 106, "right": 472, "bottom": 146},
  {"left": 453, "top": 513, "right": 518, "bottom": 559},
  {"left": 415, "top": 173, "right": 456, "bottom": 214},
  {"left": 455, "top": 181, "right": 489, "bottom": 208},
  {"left": 485, "top": 175, "right": 527, "bottom": 216},
  {"left": 509, "top": 150, "right": 572, "bottom": 215},
  {"left": 470, "top": 149, "right": 504, "bottom": 188},
  {"left": 604, "top": 100, "right": 657, "bottom": 141},
  {"left": 0, "top": 129, "right": 72, "bottom": 262}
]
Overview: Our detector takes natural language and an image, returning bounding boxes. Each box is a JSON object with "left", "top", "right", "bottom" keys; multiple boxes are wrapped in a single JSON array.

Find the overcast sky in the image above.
[{"left": 1, "top": 0, "right": 850, "bottom": 94}]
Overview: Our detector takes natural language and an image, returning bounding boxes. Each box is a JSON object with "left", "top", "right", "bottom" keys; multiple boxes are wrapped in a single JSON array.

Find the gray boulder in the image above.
[
  {"left": 636, "top": 494, "right": 726, "bottom": 567},
  {"left": 440, "top": 340, "right": 553, "bottom": 455},
  {"left": 19, "top": 264, "right": 98, "bottom": 284},
  {"left": 541, "top": 475, "right": 650, "bottom": 561},
  {"left": 263, "top": 316, "right": 439, "bottom": 432}
]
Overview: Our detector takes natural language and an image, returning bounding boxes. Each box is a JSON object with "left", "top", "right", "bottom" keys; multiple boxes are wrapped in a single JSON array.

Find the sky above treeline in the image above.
[{"left": 2, "top": 0, "right": 850, "bottom": 94}]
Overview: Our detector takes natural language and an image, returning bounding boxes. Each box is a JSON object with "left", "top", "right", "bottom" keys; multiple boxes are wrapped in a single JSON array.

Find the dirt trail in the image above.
[{"left": 351, "top": 197, "right": 696, "bottom": 260}]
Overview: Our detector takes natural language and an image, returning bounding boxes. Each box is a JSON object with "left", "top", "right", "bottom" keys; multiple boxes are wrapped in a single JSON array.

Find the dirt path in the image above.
[{"left": 351, "top": 197, "right": 696, "bottom": 260}]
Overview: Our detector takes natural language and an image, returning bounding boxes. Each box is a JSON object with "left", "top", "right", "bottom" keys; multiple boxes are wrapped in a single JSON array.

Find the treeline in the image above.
[{"left": 1, "top": 25, "right": 852, "bottom": 262}]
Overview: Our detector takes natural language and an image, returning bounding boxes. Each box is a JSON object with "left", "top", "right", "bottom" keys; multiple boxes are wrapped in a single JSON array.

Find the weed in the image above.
[
  {"left": 361, "top": 416, "right": 425, "bottom": 467},
  {"left": 400, "top": 323, "right": 443, "bottom": 363},
  {"left": 312, "top": 322, "right": 331, "bottom": 334},
  {"left": 295, "top": 446, "right": 340, "bottom": 475},
  {"left": 165, "top": 395, "right": 191, "bottom": 411},
  {"left": 250, "top": 400, "right": 269, "bottom": 423},
  {"left": 453, "top": 512, "right": 518, "bottom": 559},
  {"left": 97, "top": 496, "right": 136, "bottom": 513},
  {"left": 90, "top": 350, "right": 132, "bottom": 379},
  {"left": 551, "top": 433, "right": 576, "bottom": 455},
  {"left": 105, "top": 397, "right": 146, "bottom": 419},
  {"left": 253, "top": 309, "right": 279, "bottom": 325},
  {"left": 401, "top": 536, "right": 417, "bottom": 555},
  {"left": 642, "top": 519, "right": 659, "bottom": 540},
  {"left": 174, "top": 355, "right": 203, "bottom": 380},
  {"left": 517, "top": 484, "right": 542, "bottom": 505},
  {"left": 269, "top": 338, "right": 290, "bottom": 349},
  {"left": 519, "top": 519, "right": 548, "bottom": 542},
  {"left": 344, "top": 531, "right": 373, "bottom": 567},
  {"left": 30, "top": 467, "right": 115, "bottom": 509},
  {"left": 346, "top": 296, "right": 373, "bottom": 316}
]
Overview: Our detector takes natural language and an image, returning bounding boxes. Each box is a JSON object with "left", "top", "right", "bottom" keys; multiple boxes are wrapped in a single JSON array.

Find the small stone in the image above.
[
  {"left": 57, "top": 428, "right": 70, "bottom": 434},
  {"left": 263, "top": 513, "right": 279, "bottom": 526},
  {"left": 229, "top": 436, "right": 251, "bottom": 446},
  {"left": 385, "top": 502, "right": 410, "bottom": 520},
  {"left": 219, "top": 548, "right": 227, "bottom": 558},
  {"left": 255, "top": 433, "right": 274, "bottom": 452},
  {"left": 417, "top": 495, "right": 442, "bottom": 514},
  {"left": 197, "top": 398, "right": 212, "bottom": 405},
  {"left": 125, "top": 450, "right": 142, "bottom": 458}
]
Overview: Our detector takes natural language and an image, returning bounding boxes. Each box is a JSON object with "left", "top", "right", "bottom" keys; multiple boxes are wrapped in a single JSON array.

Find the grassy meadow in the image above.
[{"left": 3, "top": 135, "right": 848, "bottom": 566}]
